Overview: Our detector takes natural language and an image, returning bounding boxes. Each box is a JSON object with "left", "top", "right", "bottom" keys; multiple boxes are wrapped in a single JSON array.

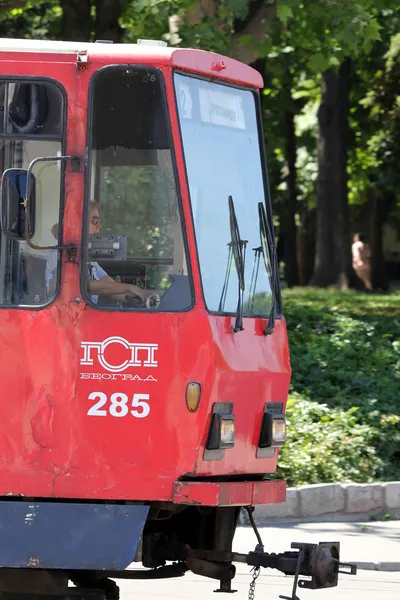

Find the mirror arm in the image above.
[{"left": 24, "top": 155, "right": 82, "bottom": 253}]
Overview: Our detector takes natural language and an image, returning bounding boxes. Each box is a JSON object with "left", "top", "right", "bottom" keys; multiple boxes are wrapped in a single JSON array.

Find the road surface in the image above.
[
  {"left": 114, "top": 568, "right": 400, "bottom": 600},
  {"left": 112, "top": 521, "right": 400, "bottom": 600}
]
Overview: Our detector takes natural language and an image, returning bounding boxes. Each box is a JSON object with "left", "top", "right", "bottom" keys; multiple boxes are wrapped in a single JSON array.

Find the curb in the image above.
[{"left": 245, "top": 481, "right": 400, "bottom": 522}]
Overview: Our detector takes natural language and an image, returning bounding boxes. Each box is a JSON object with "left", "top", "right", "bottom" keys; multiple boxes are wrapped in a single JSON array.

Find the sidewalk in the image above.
[{"left": 234, "top": 520, "right": 400, "bottom": 572}]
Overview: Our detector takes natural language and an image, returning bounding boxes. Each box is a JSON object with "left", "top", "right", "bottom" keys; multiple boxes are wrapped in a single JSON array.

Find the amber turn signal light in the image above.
[{"left": 186, "top": 382, "right": 201, "bottom": 412}]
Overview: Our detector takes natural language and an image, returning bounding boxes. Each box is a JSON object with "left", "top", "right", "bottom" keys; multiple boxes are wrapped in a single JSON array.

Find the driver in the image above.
[
  {"left": 46, "top": 200, "right": 156, "bottom": 306},
  {"left": 87, "top": 199, "right": 147, "bottom": 304}
]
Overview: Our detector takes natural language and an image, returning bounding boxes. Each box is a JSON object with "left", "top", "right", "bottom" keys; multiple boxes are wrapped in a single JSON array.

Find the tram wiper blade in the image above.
[
  {"left": 228, "top": 195, "right": 247, "bottom": 333},
  {"left": 258, "top": 201, "right": 278, "bottom": 335}
]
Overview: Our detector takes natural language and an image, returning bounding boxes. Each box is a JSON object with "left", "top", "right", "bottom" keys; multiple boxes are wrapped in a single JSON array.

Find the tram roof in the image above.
[{"left": 0, "top": 38, "right": 263, "bottom": 88}]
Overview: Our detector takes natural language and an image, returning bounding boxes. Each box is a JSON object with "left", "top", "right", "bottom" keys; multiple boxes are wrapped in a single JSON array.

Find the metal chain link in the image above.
[{"left": 248, "top": 566, "right": 260, "bottom": 600}]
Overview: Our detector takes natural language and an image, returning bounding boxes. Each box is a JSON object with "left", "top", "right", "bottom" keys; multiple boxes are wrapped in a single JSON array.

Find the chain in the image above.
[{"left": 248, "top": 566, "right": 260, "bottom": 600}]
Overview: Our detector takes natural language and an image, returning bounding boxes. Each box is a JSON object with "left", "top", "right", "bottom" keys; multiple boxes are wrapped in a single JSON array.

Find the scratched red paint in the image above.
[
  {"left": 0, "top": 44, "right": 291, "bottom": 504},
  {"left": 173, "top": 480, "right": 286, "bottom": 507}
]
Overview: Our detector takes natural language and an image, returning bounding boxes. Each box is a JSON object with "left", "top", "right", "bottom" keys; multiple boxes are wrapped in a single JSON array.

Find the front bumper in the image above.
[{"left": 172, "top": 479, "right": 286, "bottom": 506}]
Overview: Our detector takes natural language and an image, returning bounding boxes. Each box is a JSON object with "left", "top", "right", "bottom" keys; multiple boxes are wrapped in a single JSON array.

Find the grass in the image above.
[{"left": 275, "top": 287, "right": 400, "bottom": 487}]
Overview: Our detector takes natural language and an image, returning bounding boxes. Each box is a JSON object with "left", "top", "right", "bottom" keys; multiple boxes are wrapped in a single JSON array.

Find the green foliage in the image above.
[
  {"left": 0, "top": 0, "right": 61, "bottom": 39},
  {"left": 100, "top": 164, "right": 177, "bottom": 288},
  {"left": 277, "top": 288, "right": 400, "bottom": 485},
  {"left": 385, "top": 32, "right": 400, "bottom": 72},
  {"left": 277, "top": 395, "right": 381, "bottom": 486},
  {"left": 272, "top": 0, "right": 386, "bottom": 70}
]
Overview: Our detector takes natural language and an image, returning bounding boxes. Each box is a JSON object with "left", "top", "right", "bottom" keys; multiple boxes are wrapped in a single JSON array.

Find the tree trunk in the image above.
[
  {"left": 95, "top": 0, "right": 122, "bottom": 42},
  {"left": 335, "top": 58, "right": 361, "bottom": 289},
  {"left": 298, "top": 206, "right": 316, "bottom": 286},
  {"left": 310, "top": 68, "right": 337, "bottom": 286},
  {"left": 60, "top": 0, "right": 92, "bottom": 41},
  {"left": 368, "top": 189, "right": 389, "bottom": 291},
  {"left": 0, "top": 0, "right": 28, "bottom": 11},
  {"left": 283, "top": 105, "right": 299, "bottom": 286},
  {"left": 311, "top": 60, "right": 363, "bottom": 288}
]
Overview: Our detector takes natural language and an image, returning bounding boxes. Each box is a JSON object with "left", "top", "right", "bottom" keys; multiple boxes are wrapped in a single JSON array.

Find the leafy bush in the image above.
[
  {"left": 277, "top": 395, "right": 382, "bottom": 486},
  {"left": 278, "top": 288, "right": 400, "bottom": 485}
]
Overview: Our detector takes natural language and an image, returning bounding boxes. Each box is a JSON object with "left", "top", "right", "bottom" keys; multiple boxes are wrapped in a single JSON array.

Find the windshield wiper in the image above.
[
  {"left": 228, "top": 195, "right": 247, "bottom": 333},
  {"left": 258, "top": 201, "right": 279, "bottom": 336},
  {"left": 248, "top": 246, "right": 263, "bottom": 314},
  {"left": 218, "top": 243, "right": 234, "bottom": 313}
]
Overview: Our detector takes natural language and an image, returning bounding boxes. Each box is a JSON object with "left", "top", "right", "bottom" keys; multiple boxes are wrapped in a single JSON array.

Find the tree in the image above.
[
  {"left": 1, "top": 0, "right": 399, "bottom": 293},
  {"left": 0, "top": 0, "right": 28, "bottom": 11},
  {"left": 59, "top": 0, "right": 91, "bottom": 40},
  {"left": 95, "top": 0, "right": 122, "bottom": 41},
  {"left": 311, "top": 60, "right": 363, "bottom": 288},
  {"left": 349, "top": 23, "right": 400, "bottom": 290},
  {"left": 245, "top": 2, "right": 386, "bottom": 288},
  {"left": 0, "top": 0, "right": 124, "bottom": 41}
]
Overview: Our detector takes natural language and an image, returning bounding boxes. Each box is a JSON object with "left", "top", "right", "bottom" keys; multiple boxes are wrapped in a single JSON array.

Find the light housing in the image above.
[
  {"left": 204, "top": 402, "right": 235, "bottom": 460},
  {"left": 258, "top": 402, "right": 286, "bottom": 455}
]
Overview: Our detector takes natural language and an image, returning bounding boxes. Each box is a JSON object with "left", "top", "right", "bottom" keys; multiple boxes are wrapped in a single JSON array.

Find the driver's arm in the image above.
[{"left": 90, "top": 274, "right": 147, "bottom": 302}]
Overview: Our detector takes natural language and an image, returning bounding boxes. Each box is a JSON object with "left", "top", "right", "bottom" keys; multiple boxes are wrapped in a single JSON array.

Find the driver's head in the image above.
[{"left": 89, "top": 199, "right": 101, "bottom": 234}]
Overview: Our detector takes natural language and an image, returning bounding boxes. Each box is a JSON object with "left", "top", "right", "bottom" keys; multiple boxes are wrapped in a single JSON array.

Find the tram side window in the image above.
[
  {"left": 0, "top": 81, "right": 64, "bottom": 307},
  {"left": 85, "top": 67, "right": 192, "bottom": 312}
]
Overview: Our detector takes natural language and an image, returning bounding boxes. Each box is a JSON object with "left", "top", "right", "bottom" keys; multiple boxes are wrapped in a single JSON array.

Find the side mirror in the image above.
[{"left": 1, "top": 168, "right": 36, "bottom": 239}]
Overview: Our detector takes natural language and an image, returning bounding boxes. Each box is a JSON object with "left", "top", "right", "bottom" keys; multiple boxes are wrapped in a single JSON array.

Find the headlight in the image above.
[
  {"left": 258, "top": 403, "right": 286, "bottom": 449},
  {"left": 271, "top": 417, "right": 287, "bottom": 444},
  {"left": 206, "top": 413, "right": 235, "bottom": 450},
  {"left": 220, "top": 417, "right": 236, "bottom": 447}
]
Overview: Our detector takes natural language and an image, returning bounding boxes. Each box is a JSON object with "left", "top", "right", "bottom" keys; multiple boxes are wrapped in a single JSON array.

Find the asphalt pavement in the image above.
[
  {"left": 111, "top": 521, "right": 400, "bottom": 600},
  {"left": 117, "top": 566, "right": 400, "bottom": 600},
  {"left": 234, "top": 520, "right": 400, "bottom": 571}
]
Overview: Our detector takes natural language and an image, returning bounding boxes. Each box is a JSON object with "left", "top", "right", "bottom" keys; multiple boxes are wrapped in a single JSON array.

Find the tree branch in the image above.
[
  {"left": 185, "top": 0, "right": 218, "bottom": 26},
  {"left": 229, "top": 2, "right": 277, "bottom": 64},
  {"left": 170, "top": 0, "right": 277, "bottom": 64},
  {"left": 0, "top": 0, "right": 28, "bottom": 13}
]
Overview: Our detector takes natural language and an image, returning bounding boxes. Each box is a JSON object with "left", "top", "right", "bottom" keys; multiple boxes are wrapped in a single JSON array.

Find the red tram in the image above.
[{"left": 0, "top": 38, "right": 355, "bottom": 600}]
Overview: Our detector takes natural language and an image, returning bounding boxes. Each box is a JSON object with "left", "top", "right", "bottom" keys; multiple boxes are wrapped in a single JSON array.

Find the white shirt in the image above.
[
  {"left": 45, "top": 252, "right": 107, "bottom": 303},
  {"left": 88, "top": 261, "right": 108, "bottom": 304}
]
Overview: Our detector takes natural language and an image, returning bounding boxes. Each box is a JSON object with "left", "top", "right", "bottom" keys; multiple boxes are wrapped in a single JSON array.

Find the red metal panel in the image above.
[
  {"left": 253, "top": 479, "right": 287, "bottom": 506},
  {"left": 170, "top": 49, "right": 263, "bottom": 88},
  {"left": 173, "top": 480, "right": 286, "bottom": 507}
]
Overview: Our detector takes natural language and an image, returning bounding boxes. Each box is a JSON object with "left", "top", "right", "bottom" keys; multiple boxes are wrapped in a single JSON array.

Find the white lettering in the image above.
[
  {"left": 80, "top": 337, "right": 158, "bottom": 373},
  {"left": 199, "top": 87, "right": 245, "bottom": 130},
  {"left": 80, "top": 373, "right": 158, "bottom": 382},
  {"left": 87, "top": 392, "right": 151, "bottom": 418}
]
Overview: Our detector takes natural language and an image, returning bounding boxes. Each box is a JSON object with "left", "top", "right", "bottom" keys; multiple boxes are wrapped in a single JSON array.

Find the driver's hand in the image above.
[{"left": 123, "top": 284, "right": 146, "bottom": 303}]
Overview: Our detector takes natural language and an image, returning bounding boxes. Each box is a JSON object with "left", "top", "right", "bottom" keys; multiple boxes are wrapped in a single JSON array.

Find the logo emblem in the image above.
[{"left": 80, "top": 336, "right": 158, "bottom": 373}]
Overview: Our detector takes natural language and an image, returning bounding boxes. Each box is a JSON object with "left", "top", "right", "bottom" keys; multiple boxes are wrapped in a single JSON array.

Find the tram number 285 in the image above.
[{"left": 87, "top": 392, "right": 150, "bottom": 418}]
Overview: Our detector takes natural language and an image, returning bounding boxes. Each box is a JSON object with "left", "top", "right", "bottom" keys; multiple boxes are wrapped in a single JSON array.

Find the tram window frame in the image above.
[
  {"left": 0, "top": 77, "right": 67, "bottom": 310},
  {"left": 173, "top": 71, "right": 282, "bottom": 320},
  {"left": 82, "top": 65, "right": 194, "bottom": 313}
]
